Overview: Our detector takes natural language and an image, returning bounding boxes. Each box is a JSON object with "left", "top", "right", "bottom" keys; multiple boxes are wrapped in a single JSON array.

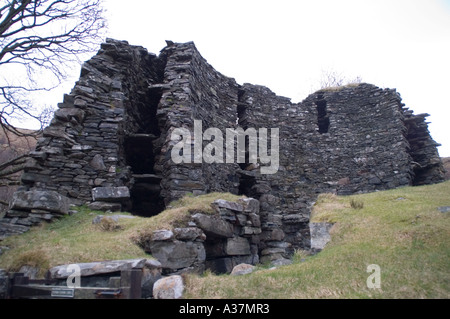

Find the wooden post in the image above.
[{"left": 120, "top": 269, "right": 142, "bottom": 299}]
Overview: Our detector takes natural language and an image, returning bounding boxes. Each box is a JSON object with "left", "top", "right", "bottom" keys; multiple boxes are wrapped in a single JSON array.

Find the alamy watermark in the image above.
[
  {"left": 170, "top": 120, "right": 279, "bottom": 174},
  {"left": 66, "top": 264, "right": 81, "bottom": 288},
  {"left": 366, "top": 264, "right": 381, "bottom": 289}
]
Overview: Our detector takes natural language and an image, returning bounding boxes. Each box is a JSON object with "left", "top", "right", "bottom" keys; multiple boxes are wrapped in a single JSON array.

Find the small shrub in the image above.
[
  {"left": 350, "top": 199, "right": 364, "bottom": 209},
  {"left": 98, "top": 217, "right": 123, "bottom": 232},
  {"left": 11, "top": 249, "right": 50, "bottom": 276}
]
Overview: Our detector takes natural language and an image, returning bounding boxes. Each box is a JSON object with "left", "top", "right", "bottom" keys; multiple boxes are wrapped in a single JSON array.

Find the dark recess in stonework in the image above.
[
  {"left": 125, "top": 87, "right": 165, "bottom": 217},
  {"left": 316, "top": 93, "right": 330, "bottom": 134}
]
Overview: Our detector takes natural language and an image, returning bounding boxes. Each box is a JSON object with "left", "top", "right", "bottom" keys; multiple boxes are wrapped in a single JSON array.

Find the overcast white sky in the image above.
[{"left": 27, "top": 0, "right": 450, "bottom": 156}]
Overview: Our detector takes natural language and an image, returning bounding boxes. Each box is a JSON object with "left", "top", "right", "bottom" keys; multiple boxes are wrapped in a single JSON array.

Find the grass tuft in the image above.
[{"left": 350, "top": 198, "right": 364, "bottom": 209}]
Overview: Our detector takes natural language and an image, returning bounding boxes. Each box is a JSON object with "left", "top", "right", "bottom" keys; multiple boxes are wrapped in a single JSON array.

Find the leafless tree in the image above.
[
  {"left": 0, "top": 0, "right": 107, "bottom": 138},
  {"left": 0, "top": 0, "right": 106, "bottom": 203}
]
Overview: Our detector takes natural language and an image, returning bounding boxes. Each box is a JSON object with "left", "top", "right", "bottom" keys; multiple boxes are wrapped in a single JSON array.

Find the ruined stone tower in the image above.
[{"left": 0, "top": 39, "right": 445, "bottom": 259}]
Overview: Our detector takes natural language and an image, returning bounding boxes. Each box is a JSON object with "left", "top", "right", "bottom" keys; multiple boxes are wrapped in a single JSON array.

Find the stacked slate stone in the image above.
[
  {"left": 0, "top": 39, "right": 444, "bottom": 264},
  {"left": 154, "top": 42, "right": 241, "bottom": 205},
  {"left": 144, "top": 198, "right": 263, "bottom": 275},
  {"left": 403, "top": 109, "right": 445, "bottom": 185},
  {"left": 1, "top": 39, "right": 166, "bottom": 236}
]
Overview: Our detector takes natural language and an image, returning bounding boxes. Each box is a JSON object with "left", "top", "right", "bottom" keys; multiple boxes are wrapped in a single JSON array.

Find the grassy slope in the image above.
[
  {"left": 1, "top": 182, "right": 448, "bottom": 298},
  {"left": 0, "top": 192, "right": 243, "bottom": 276},
  {"left": 184, "top": 181, "right": 450, "bottom": 299}
]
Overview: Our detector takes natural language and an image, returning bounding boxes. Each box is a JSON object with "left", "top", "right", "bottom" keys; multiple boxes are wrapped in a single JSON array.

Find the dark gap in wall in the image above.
[
  {"left": 236, "top": 88, "right": 259, "bottom": 197},
  {"left": 316, "top": 94, "right": 330, "bottom": 134},
  {"left": 125, "top": 85, "right": 165, "bottom": 217}
]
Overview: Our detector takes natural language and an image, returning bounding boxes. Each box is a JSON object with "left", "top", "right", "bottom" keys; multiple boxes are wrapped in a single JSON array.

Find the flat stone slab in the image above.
[
  {"left": 226, "top": 237, "right": 251, "bottom": 256},
  {"left": 0, "top": 222, "right": 30, "bottom": 239},
  {"left": 310, "top": 222, "right": 334, "bottom": 251},
  {"left": 438, "top": 206, "right": 450, "bottom": 213},
  {"left": 147, "top": 241, "right": 205, "bottom": 270},
  {"left": 212, "top": 199, "right": 244, "bottom": 212},
  {"left": 92, "top": 186, "right": 130, "bottom": 202},
  {"left": 88, "top": 201, "right": 122, "bottom": 212},
  {"left": 192, "top": 213, "right": 233, "bottom": 238},
  {"left": 49, "top": 258, "right": 147, "bottom": 279},
  {"left": 9, "top": 190, "right": 70, "bottom": 215}
]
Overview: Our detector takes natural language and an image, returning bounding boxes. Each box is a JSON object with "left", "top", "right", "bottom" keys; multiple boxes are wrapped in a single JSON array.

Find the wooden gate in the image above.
[{"left": 7, "top": 269, "right": 142, "bottom": 299}]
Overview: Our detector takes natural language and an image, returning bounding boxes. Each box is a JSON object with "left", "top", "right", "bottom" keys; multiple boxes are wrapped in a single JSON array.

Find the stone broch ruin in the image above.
[{"left": 0, "top": 39, "right": 445, "bottom": 274}]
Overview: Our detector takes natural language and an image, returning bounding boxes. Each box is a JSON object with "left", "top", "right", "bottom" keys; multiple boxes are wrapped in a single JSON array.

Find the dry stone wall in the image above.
[
  {"left": 0, "top": 39, "right": 445, "bottom": 263},
  {"left": 144, "top": 198, "right": 262, "bottom": 275}
]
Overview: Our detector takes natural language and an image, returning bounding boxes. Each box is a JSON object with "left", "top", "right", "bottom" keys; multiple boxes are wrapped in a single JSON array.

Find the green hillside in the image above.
[
  {"left": 0, "top": 182, "right": 449, "bottom": 298},
  {"left": 184, "top": 181, "right": 450, "bottom": 299}
]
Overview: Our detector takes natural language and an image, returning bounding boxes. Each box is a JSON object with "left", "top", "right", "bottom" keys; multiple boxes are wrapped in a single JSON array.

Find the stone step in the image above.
[{"left": 132, "top": 174, "right": 162, "bottom": 183}]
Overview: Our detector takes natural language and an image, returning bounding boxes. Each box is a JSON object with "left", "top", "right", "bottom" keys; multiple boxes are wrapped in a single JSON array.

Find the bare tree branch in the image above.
[{"left": 0, "top": 0, "right": 106, "bottom": 139}]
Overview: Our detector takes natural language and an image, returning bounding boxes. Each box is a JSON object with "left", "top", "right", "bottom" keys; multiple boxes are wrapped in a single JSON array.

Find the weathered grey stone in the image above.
[
  {"left": 43, "top": 126, "right": 76, "bottom": 144},
  {"left": 282, "top": 214, "right": 309, "bottom": 224},
  {"left": 213, "top": 199, "right": 244, "bottom": 212},
  {"left": 71, "top": 144, "right": 93, "bottom": 151},
  {"left": 0, "top": 269, "right": 8, "bottom": 299},
  {"left": 0, "top": 222, "right": 30, "bottom": 239},
  {"left": 6, "top": 210, "right": 29, "bottom": 218},
  {"left": 241, "top": 226, "right": 262, "bottom": 236},
  {"left": 21, "top": 172, "right": 50, "bottom": 183},
  {"left": 310, "top": 222, "right": 334, "bottom": 251},
  {"left": 88, "top": 201, "right": 122, "bottom": 212},
  {"left": 9, "top": 190, "right": 70, "bottom": 215},
  {"left": 248, "top": 213, "right": 261, "bottom": 227},
  {"left": 192, "top": 213, "right": 234, "bottom": 238},
  {"left": 92, "top": 186, "right": 130, "bottom": 202},
  {"left": 89, "top": 154, "right": 107, "bottom": 170},
  {"left": 173, "top": 227, "right": 205, "bottom": 241},
  {"left": 54, "top": 107, "right": 85, "bottom": 123},
  {"left": 49, "top": 258, "right": 147, "bottom": 279},
  {"left": 226, "top": 237, "right": 251, "bottom": 256},
  {"left": 18, "top": 265, "right": 40, "bottom": 279},
  {"left": 238, "top": 198, "right": 260, "bottom": 214},
  {"left": 147, "top": 240, "right": 205, "bottom": 271},
  {"left": 151, "top": 229, "right": 174, "bottom": 241},
  {"left": 231, "top": 263, "right": 255, "bottom": 276},
  {"left": 153, "top": 275, "right": 184, "bottom": 299},
  {"left": 438, "top": 206, "right": 450, "bottom": 213},
  {"left": 261, "top": 229, "right": 285, "bottom": 241}
]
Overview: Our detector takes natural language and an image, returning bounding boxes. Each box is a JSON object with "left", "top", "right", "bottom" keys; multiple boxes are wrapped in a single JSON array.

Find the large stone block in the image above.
[
  {"left": 54, "top": 107, "right": 85, "bottom": 123},
  {"left": 9, "top": 190, "right": 70, "bottom": 215},
  {"left": 92, "top": 186, "right": 130, "bottom": 202},
  {"left": 310, "top": 222, "right": 334, "bottom": 251},
  {"left": 238, "top": 198, "right": 260, "bottom": 214},
  {"left": 147, "top": 240, "right": 205, "bottom": 271},
  {"left": 226, "top": 237, "right": 251, "bottom": 256},
  {"left": 212, "top": 199, "right": 244, "bottom": 212},
  {"left": 49, "top": 258, "right": 148, "bottom": 279},
  {"left": 192, "top": 213, "right": 234, "bottom": 238},
  {"left": 153, "top": 275, "right": 184, "bottom": 299}
]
